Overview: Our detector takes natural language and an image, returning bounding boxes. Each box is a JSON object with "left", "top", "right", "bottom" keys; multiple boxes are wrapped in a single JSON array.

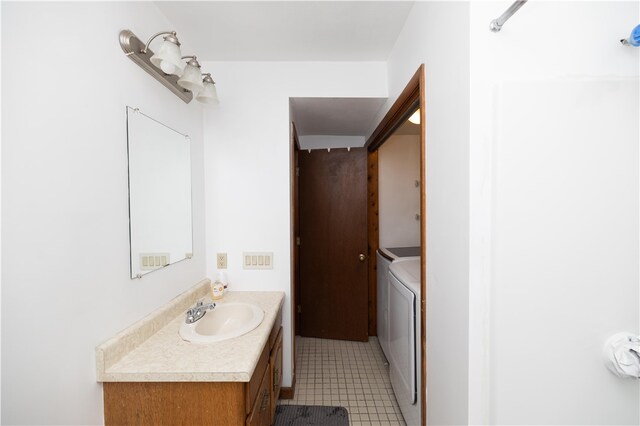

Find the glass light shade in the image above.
[
  {"left": 160, "top": 61, "right": 177, "bottom": 75},
  {"left": 196, "top": 82, "right": 219, "bottom": 104},
  {"left": 408, "top": 109, "right": 421, "bottom": 125},
  {"left": 150, "top": 40, "right": 184, "bottom": 76},
  {"left": 177, "top": 63, "right": 205, "bottom": 93}
]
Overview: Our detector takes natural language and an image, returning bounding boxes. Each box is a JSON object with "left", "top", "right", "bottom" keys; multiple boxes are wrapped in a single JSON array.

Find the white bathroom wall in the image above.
[
  {"left": 381, "top": 3, "right": 471, "bottom": 424},
  {"left": 378, "top": 134, "right": 421, "bottom": 248},
  {"left": 1, "top": 3, "right": 206, "bottom": 424},
  {"left": 469, "top": 2, "right": 640, "bottom": 424},
  {"left": 200, "top": 60, "right": 387, "bottom": 389}
]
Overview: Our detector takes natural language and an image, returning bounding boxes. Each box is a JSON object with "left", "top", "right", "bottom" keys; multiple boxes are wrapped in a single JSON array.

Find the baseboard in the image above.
[{"left": 279, "top": 375, "right": 296, "bottom": 400}]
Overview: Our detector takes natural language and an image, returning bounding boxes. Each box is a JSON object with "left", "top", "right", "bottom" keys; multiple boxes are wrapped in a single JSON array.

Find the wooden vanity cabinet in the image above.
[
  {"left": 269, "top": 327, "right": 283, "bottom": 423},
  {"left": 246, "top": 362, "right": 271, "bottom": 426},
  {"left": 246, "top": 325, "right": 283, "bottom": 426},
  {"left": 103, "top": 306, "right": 284, "bottom": 426}
]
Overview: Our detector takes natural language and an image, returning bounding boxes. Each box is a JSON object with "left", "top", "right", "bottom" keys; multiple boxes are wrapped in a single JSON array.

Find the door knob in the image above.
[{"left": 359, "top": 254, "right": 366, "bottom": 262}]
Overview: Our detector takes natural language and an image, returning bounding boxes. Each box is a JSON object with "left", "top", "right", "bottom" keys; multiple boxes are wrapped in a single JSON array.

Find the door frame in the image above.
[
  {"left": 365, "top": 64, "right": 426, "bottom": 425},
  {"left": 282, "top": 122, "right": 300, "bottom": 400}
]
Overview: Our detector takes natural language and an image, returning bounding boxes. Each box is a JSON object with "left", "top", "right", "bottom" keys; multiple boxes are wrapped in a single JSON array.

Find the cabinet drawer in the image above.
[{"left": 246, "top": 364, "right": 271, "bottom": 426}]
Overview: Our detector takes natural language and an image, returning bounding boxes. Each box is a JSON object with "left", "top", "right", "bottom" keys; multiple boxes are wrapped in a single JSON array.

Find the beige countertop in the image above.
[{"left": 96, "top": 282, "right": 284, "bottom": 383}]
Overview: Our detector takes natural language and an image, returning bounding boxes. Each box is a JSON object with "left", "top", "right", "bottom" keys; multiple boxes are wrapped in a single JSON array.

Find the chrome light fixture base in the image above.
[{"left": 119, "top": 29, "right": 193, "bottom": 103}]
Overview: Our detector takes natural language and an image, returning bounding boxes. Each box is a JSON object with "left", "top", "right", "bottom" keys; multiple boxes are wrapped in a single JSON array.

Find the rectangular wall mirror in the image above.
[{"left": 126, "top": 106, "right": 193, "bottom": 279}]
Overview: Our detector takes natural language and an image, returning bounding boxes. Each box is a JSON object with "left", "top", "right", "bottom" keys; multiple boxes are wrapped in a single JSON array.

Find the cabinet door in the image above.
[
  {"left": 246, "top": 365, "right": 271, "bottom": 426},
  {"left": 270, "top": 327, "right": 283, "bottom": 424}
]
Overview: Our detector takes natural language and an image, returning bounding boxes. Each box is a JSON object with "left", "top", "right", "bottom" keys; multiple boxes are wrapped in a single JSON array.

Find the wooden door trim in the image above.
[
  {"left": 288, "top": 121, "right": 300, "bottom": 399},
  {"left": 366, "top": 64, "right": 427, "bottom": 426},
  {"left": 365, "top": 66, "right": 422, "bottom": 152},
  {"left": 367, "top": 150, "right": 379, "bottom": 336},
  {"left": 419, "top": 65, "right": 426, "bottom": 426}
]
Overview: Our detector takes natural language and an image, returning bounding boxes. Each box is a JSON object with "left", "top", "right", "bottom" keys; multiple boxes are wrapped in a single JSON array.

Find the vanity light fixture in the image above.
[
  {"left": 196, "top": 74, "right": 219, "bottom": 105},
  {"left": 408, "top": 109, "right": 421, "bottom": 125},
  {"left": 148, "top": 32, "right": 185, "bottom": 76},
  {"left": 177, "top": 56, "right": 205, "bottom": 93},
  {"left": 119, "top": 29, "right": 219, "bottom": 105}
]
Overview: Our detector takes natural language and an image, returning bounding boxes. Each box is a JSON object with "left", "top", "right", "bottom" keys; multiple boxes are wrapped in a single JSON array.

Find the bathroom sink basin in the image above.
[{"left": 179, "top": 302, "right": 264, "bottom": 343}]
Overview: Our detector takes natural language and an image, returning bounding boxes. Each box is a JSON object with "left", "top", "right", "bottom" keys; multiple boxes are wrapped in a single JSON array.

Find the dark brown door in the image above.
[{"left": 298, "top": 148, "right": 368, "bottom": 341}]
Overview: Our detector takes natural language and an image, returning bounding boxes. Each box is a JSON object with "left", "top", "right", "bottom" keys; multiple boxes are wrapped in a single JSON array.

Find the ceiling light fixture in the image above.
[
  {"left": 119, "top": 29, "right": 219, "bottom": 105},
  {"left": 408, "top": 109, "right": 421, "bottom": 125}
]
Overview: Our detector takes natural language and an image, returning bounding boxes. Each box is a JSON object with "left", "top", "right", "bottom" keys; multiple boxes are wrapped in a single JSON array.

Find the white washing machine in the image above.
[
  {"left": 377, "top": 247, "right": 420, "bottom": 361},
  {"left": 388, "top": 257, "right": 421, "bottom": 426}
]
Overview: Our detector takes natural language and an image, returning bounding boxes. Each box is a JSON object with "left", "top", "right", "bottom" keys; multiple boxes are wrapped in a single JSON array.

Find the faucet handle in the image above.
[{"left": 186, "top": 301, "right": 200, "bottom": 315}]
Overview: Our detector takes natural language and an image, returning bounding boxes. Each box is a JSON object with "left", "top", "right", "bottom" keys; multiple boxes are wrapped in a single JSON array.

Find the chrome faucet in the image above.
[{"left": 185, "top": 300, "right": 216, "bottom": 324}]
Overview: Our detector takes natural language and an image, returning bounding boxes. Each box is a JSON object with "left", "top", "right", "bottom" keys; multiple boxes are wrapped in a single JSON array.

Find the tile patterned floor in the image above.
[{"left": 278, "top": 336, "right": 406, "bottom": 426}]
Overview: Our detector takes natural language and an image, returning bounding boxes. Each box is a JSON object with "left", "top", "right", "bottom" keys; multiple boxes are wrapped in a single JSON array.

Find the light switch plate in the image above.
[
  {"left": 140, "top": 253, "right": 170, "bottom": 270},
  {"left": 243, "top": 252, "right": 273, "bottom": 269}
]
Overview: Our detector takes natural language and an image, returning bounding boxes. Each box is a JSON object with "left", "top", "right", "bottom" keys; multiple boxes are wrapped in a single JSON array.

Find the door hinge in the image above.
[
  {"left": 296, "top": 237, "right": 301, "bottom": 246},
  {"left": 296, "top": 167, "right": 300, "bottom": 177},
  {"left": 297, "top": 305, "right": 302, "bottom": 313}
]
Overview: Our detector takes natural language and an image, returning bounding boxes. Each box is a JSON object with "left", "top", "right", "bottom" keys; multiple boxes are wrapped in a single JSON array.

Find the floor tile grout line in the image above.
[{"left": 278, "top": 336, "right": 406, "bottom": 426}]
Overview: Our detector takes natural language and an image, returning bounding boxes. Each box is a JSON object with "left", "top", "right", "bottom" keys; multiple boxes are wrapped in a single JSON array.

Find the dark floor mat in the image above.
[{"left": 274, "top": 405, "right": 349, "bottom": 426}]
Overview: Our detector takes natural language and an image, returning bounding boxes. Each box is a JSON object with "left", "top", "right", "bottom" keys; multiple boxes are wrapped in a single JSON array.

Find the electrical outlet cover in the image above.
[{"left": 217, "top": 253, "right": 227, "bottom": 269}]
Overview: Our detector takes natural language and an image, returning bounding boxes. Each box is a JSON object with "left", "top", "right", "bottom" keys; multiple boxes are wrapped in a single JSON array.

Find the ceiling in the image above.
[
  {"left": 155, "top": 2, "right": 413, "bottom": 137},
  {"left": 155, "top": 1, "right": 415, "bottom": 61},
  {"left": 290, "top": 97, "right": 387, "bottom": 136}
]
